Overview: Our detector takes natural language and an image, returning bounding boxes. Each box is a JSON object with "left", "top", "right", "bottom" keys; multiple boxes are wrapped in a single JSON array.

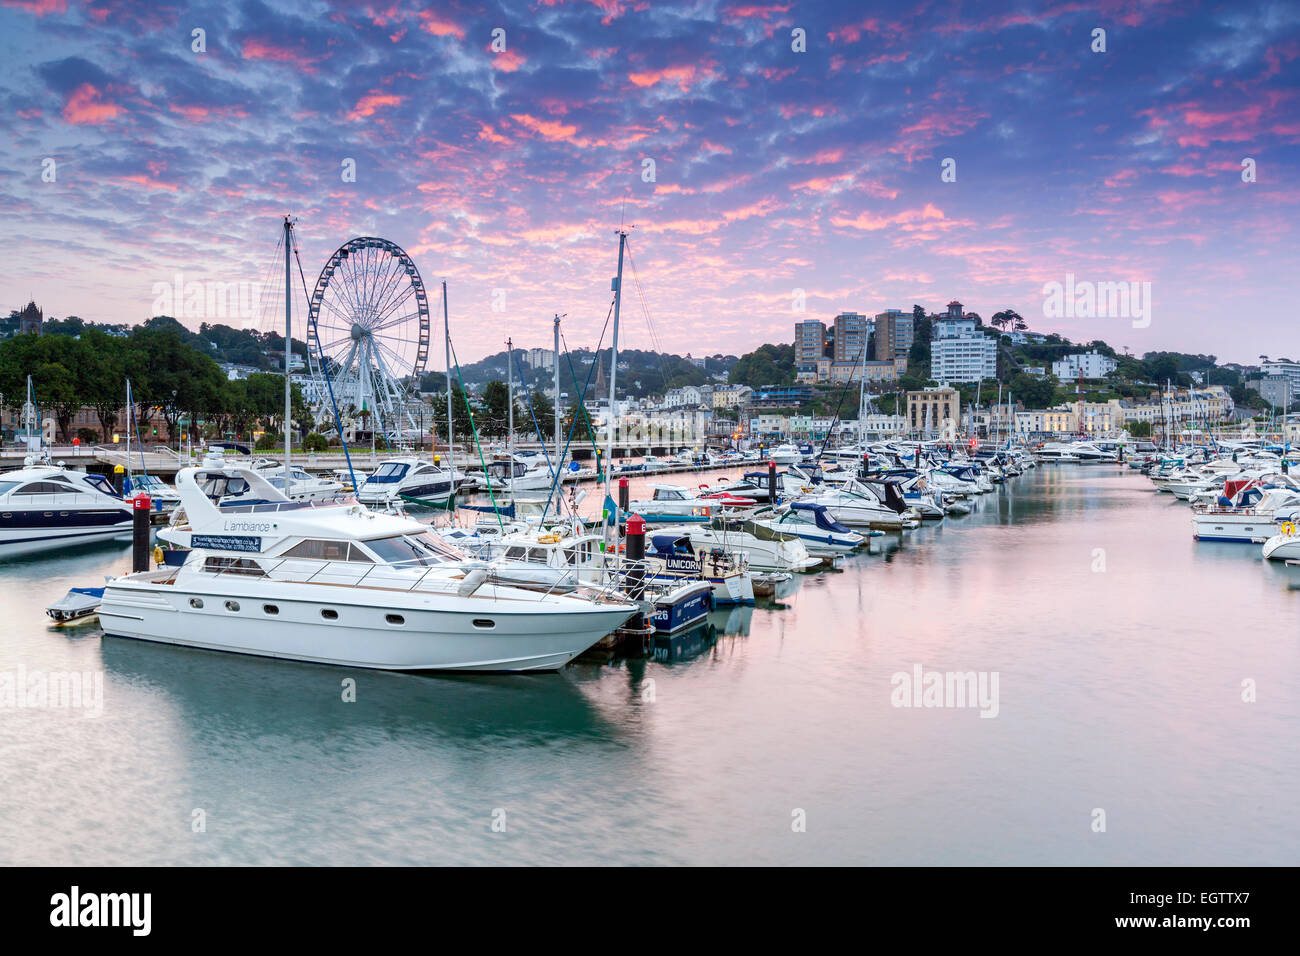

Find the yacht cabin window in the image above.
[
  {"left": 203, "top": 556, "right": 266, "bottom": 576},
  {"left": 281, "top": 539, "right": 372, "bottom": 563},
  {"left": 15, "top": 481, "right": 75, "bottom": 495},
  {"left": 0, "top": 481, "right": 22, "bottom": 496}
]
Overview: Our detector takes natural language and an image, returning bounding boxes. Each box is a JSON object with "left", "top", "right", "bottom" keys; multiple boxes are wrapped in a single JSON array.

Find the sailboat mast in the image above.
[
  {"left": 125, "top": 378, "right": 131, "bottom": 474},
  {"left": 858, "top": 336, "right": 867, "bottom": 442},
  {"left": 506, "top": 336, "right": 514, "bottom": 457},
  {"left": 604, "top": 229, "right": 627, "bottom": 504},
  {"left": 283, "top": 215, "right": 293, "bottom": 498},
  {"left": 553, "top": 315, "right": 561, "bottom": 467},
  {"left": 443, "top": 281, "right": 453, "bottom": 477}
]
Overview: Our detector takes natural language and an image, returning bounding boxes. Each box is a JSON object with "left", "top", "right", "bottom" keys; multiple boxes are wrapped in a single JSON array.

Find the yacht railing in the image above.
[
  {"left": 216, "top": 495, "right": 359, "bottom": 515},
  {"left": 194, "top": 553, "right": 634, "bottom": 605}
]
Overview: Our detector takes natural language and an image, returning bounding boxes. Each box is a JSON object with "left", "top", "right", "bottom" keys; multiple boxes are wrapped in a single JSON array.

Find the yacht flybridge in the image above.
[{"left": 100, "top": 466, "right": 639, "bottom": 671}]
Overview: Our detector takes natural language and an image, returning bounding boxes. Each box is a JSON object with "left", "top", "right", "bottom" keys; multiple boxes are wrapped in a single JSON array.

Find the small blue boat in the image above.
[{"left": 647, "top": 580, "right": 713, "bottom": 634}]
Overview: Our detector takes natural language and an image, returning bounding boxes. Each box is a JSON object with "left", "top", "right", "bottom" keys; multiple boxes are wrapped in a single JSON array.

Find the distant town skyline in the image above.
[{"left": 2, "top": 1, "right": 1296, "bottom": 366}]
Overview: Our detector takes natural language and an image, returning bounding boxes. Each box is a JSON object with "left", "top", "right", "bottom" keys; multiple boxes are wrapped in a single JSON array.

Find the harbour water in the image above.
[{"left": 2, "top": 465, "right": 1297, "bottom": 865}]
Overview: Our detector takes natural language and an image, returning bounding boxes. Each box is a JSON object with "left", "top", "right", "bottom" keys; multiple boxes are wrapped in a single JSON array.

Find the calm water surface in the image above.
[{"left": 2, "top": 465, "right": 1297, "bottom": 865}]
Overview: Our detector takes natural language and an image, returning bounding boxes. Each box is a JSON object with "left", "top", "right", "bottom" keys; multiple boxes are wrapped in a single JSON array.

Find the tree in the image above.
[
  {"left": 480, "top": 380, "right": 511, "bottom": 437},
  {"left": 728, "top": 344, "right": 796, "bottom": 387},
  {"left": 520, "top": 390, "right": 556, "bottom": 441},
  {"left": 79, "top": 328, "right": 127, "bottom": 440},
  {"left": 428, "top": 383, "right": 476, "bottom": 441},
  {"left": 1007, "top": 372, "right": 1058, "bottom": 409}
]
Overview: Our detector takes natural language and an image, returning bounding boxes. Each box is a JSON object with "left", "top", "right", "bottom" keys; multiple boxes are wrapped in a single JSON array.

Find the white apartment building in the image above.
[
  {"left": 930, "top": 323, "right": 998, "bottom": 384},
  {"left": 527, "top": 348, "right": 555, "bottom": 370},
  {"left": 1052, "top": 350, "right": 1117, "bottom": 380},
  {"left": 663, "top": 385, "right": 703, "bottom": 408}
]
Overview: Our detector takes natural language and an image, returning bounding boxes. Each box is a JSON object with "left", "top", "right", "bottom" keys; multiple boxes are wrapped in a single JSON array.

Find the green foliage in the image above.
[
  {"left": 1006, "top": 372, "right": 1058, "bottom": 408},
  {"left": 0, "top": 318, "right": 312, "bottom": 445},
  {"left": 304, "top": 432, "right": 330, "bottom": 452},
  {"left": 1127, "top": 420, "right": 1153, "bottom": 438},
  {"left": 729, "top": 344, "right": 795, "bottom": 387}
]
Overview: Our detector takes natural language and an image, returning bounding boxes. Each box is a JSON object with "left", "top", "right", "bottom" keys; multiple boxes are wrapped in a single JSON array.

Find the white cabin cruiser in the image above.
[
  {"left": 801, "top": 478, "right": 920, "bottom": 530},
  {"left": 252, "top": 461, "right": 345, "bottom": 502},
  {"left": 628, "top": 484, "right": 758, "bottom": 523},
  {"left": 749, "top": 502, "right": 866, "bottom": 555},
  {"left": 100, "top": 466, "right": 639, "bottom": 671},
  {"left": 357, "top": 457, "right": 458, "bottom": 506},
  {"left": 481, "top": 456, "right": 555, "bottom": 494},
  {"left": 0, "top": 464, "right": 133, "bottom": 558},
  {"left": 1261, "top": 523, "right": 1300, "bottom": 561},
  {"left": 651, "top": 516, "right": 820, "bottom": 572},
  {"left": 767, "top": 444, "right": 802, "bottom": 465},
  {"left": 1191, "top": 480, "right": 1300, "bottom": 543}
]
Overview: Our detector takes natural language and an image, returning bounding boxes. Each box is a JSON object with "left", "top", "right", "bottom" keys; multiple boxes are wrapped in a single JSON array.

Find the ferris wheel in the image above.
[{"left": 307, "top": 236, "right": 431, "bottom": 442}]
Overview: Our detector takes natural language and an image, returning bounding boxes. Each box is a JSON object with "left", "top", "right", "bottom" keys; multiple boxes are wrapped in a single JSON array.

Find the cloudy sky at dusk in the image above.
[{"left": 1, "top": 0, "right": 1297, "bottom": 367}]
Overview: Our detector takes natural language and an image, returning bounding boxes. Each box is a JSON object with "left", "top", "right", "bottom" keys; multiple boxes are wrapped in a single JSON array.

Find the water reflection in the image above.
[{"left": 99, "top": 635, "right": 615, "bottom": 746}]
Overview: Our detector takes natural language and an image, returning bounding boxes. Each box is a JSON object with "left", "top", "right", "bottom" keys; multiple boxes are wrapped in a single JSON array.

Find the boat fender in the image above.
[
  {"left": 152, "top": 546, "right": 164, "bottom": 566},
  {"left": 538, "top": 533, "right": 561, "bottom": 544}
]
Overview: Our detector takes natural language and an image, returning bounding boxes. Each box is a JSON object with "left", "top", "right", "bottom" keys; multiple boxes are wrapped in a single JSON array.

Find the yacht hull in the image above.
[
  {"left": 0, "top": 520, "right": 133, "bottom": 558},
  {"left": 97, "top": 578, "right": 636, "bottom": 672}
]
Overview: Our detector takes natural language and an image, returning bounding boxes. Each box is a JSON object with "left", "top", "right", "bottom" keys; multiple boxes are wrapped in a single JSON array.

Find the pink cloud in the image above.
[
  {"left": 418, "top": 13, "right": 465, "bottom": 39},
  {"left": 347, "top": 92, "right": 403, "bottom": 120},
  {"left": 1, "top": 0, "right": 68, "bottom": 14},
  {"left": 242, "top": 37, "right": 323, "bottom": 71},
  {"left": 61, "top": 83, "right": 123, "bottom": 124},
  {"left": 490, "top": 49, "right": 526, "bottom": 72}
]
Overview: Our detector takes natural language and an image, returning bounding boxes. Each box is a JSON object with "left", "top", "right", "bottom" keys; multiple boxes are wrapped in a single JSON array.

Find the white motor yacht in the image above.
[
  {"left": 628, "top": 483, "right": 758, "bottom": 523},
  {"left": 0, "top": 463, "right": 134, "bottom": 558},
  {"left": 101, "top": 466, "right": 639, "bottom": 671},
  {"left": 252, "top": 461, "right": 345, "bottom": 502},
  {"left": 358, "top": 457, "right": 459, "bottom": 506},
  {"left": 651, "top": 515, "right": 821, "bottom": 572},
  {"left": 801, "top": 477, "right": 920, "bottom": 530}
]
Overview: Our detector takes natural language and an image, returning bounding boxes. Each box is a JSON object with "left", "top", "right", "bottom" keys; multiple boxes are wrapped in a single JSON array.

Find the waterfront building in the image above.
[
  {"left": 664, "top": 385, "right": 703, "bottom": 408},
  {"left": 1051, "top": 350, "right": 1118, "bottom": 380},
  {"left": 752, "top": 384, "right": 815, "bottom": 407},
  {"left": 930, "top": 319, "right": 997, "bottom": 384},
  {"left": 832, "top": 312, "right": 871, "bottom": 364},
  {"left": 710, "top": 384, "right": 752, "bottom": 409},
  {"left": 794, "top": 319, "right": 828, "bottom": 366},
  {"left": 873, "top": 309, "right": 914, "bottom": 362},
  {"left": 907, "top": 387, "right": 960, "bottom": 436}
]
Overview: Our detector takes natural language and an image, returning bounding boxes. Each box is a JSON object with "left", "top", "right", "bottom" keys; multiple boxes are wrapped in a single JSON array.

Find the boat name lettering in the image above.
[{"left": 223, "top": 521, "right": 272, "bottom": 533}]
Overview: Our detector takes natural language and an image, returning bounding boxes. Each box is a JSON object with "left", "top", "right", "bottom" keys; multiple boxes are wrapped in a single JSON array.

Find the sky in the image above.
[{"left": 1, "top": 0, "right": 1298, "bottom": 369}]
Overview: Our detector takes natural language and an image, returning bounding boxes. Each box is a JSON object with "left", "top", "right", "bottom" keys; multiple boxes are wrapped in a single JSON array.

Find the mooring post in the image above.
[
  {"left": 625, "top": 513, "right": 646, "bottom": 599},
  {"left": 132, "top": 493, "right": 152, "bottom": 572}
]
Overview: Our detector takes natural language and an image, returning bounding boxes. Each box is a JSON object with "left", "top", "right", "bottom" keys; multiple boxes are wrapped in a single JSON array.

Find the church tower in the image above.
[{"left": 18, "top": 301, "right": 42, "bottom": 335}]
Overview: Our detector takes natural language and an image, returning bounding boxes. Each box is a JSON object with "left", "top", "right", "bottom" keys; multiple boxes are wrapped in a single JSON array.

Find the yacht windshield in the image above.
[
  {"left": 364, "top": 532, "right": 466, "bottom": 566},
  {"left": 366, "top": 463, "right": 408, "bottom": 484},
  {"left": 0, "top": 481, "right": 19, "bottom": 496}
]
